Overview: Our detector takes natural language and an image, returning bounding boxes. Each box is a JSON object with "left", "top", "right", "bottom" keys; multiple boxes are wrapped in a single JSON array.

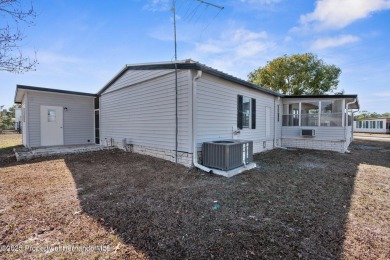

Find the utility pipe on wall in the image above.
[
  {"left": 345, "top": 98, "right": 357, "bottom": 142},
  {"left": 192, "top": 70, "right": 213, "bottom": 173}
]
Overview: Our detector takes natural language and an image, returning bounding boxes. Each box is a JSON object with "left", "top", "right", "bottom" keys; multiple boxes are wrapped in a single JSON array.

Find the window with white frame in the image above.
[{"left": 237, "top": 95, "right": 256, "bottom": 129}]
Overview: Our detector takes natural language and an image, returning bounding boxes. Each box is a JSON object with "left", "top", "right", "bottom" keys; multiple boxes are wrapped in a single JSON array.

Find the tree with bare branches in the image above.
[{"left": 0, "top": 0, "right": 37, "bottom": 73}]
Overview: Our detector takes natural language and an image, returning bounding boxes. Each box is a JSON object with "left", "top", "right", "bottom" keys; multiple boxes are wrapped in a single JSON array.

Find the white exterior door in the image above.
[{"left": 40, "top": 105, "right": 64, "bottom": 146}]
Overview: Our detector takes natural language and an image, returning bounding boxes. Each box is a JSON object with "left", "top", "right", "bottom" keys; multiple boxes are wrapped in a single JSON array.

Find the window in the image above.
[
  {"left": 95, "top": 110, "right": 100, "bottom": 144},
  {"left": 301, "top": 102, "right": 319, "bottom": 126},
  {"left": 282, "top": 99, "right": 345, "bottom": 127},
  {"left": 379, "top": 121, "right": 384, "bottom": 129},
  {"left": 283, "top": 103, "right": 299, "bottom": 126},
  {"left": 94, "top": 97, "right": 100, "bottom": 144},
  {"left": 94, "top": 97, "right": 100, "bottom": 110},
  {"left": 320, "top": 100, "right": 342, "bottom": 126},
  {"left": 48, "top": 109, "right": 56, "bottom": 122},
  {"left": 277, "top": 105, "right": 280, "bottom": 122},
  {"left": 237, "top": 95, "right": 256, "bottom": 129},
  {"left": 243, "top": 96, "right": 251, "bottom": 128}
]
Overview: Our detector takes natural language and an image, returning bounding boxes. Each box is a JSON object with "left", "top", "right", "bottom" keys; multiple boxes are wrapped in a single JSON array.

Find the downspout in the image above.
[
  {"left": 175, "top": 63, "right": 178, "bottom": 163},
  {"left": 345, "top": 99, "right": 357, "bottom": 147},
  {"left": 273, "top": 97, "right": 276, "bottom": 148},
  {"left": 274, "top": 96, "right": 287, "bottom": 149},
  {"left": 351, "top": 109, "right": 359, "bottom": 141},
  {"left": 192, "top": 70, "right": 213, "bottom": 173}
]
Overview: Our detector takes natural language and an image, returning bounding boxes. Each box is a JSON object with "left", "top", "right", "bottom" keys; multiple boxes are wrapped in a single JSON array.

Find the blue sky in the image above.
[{"left": 1, "top": 0, "right": 390, "bottom": 113}]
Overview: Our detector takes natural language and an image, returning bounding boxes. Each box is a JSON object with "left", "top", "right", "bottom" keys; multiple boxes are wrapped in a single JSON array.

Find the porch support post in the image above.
[
  {"left": 298, "top": 102, "right": 301, "bottom": 126},
  {"left": 342, "top": 99, "right": 345, "bottom": 127}
]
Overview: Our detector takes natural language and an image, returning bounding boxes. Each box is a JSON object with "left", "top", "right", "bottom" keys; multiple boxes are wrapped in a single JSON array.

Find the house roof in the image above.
[
  {"left": 13, "top": 60, "right": 360, "bottom": 110},
  {"left": 284, "top": 94, "right": 359, "bottom": 109},
  {"left": 14, "top": 85, "right": 97, "bottom": 104},
  {"left": 97, "top": 59, "right": 283, "bottom": 97}
]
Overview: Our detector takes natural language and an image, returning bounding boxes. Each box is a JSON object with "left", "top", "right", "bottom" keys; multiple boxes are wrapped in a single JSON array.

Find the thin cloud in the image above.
[
  {"left": 143, "top": 0, "right": 171, "bottom": 12},
  {"left": 310, "top": 35, "right": 360, "bottom": 50},
  {"left": 373, "top": 91, "right": 390, "bottom": 97},
  {"left": 297, "top": 0, "right": 390, "bottom": 31},
  {"left": 240, "top": 0, "right": 282, "bottom": 5},
  {"left": 38, "top": 51, "right": 85, "bottom": 64},
  {"left": 188, "top": 27, "right": 276, "bottom": 79}
]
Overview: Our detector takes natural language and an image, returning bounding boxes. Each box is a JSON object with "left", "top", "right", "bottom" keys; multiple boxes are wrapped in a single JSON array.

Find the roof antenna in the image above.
[{"left": 171, "top": 0, "right": 223, "bottom": 164}]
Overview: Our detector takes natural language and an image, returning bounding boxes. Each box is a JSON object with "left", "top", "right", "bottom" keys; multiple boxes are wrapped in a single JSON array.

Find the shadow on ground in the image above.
[
  {"left": 61, "top": 142, "right": 390, "bottom": 259},
  {"left": 61, "top": 140, "right": 390, "bottom": 259}
]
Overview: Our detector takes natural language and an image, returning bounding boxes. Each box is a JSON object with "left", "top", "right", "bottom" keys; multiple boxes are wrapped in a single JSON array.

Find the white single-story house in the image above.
[
  {"left": 14, "top": 60, "right": 359, "bottom": 175},
  {"left": 354, "top": 118, "right": 390, "bottom": 134}
]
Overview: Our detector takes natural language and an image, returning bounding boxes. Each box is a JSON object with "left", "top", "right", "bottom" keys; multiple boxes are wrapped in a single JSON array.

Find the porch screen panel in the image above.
[
  {"left": 320, "top": 100, "right": 342, "bottom": 127},
  {"left": 301, "top": 102, "right": 319, "bottom": 126},
  {"left": 283, "top": 103, "right": 299, "bottom": 126}
]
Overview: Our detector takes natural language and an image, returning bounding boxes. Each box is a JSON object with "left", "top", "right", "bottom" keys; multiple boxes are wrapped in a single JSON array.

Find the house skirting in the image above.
[
  {"left": 281, "top": 138, "right": 347, "bottom": 153},
  {"left": 103, "top": 138, "right": 280, "bottom": 168},
  {"left": 130, "top": 145, "right": 193, "bottom": 167},
  {"left": 104, "top": 139, "right": 193, "bottom": 167}
]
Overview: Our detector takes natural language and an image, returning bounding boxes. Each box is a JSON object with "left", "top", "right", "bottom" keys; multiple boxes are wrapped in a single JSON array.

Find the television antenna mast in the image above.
[
  {"left": 172, "top": 0, "right": 224, "bottom": 163},
  {"left": 172, "top": 0, "right": 223, "bottom": 61}
]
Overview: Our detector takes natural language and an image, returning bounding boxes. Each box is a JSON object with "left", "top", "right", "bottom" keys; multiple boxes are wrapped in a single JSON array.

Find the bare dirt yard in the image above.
[{"left": 0, "top": 134, "right": 389, "bottom": 259}]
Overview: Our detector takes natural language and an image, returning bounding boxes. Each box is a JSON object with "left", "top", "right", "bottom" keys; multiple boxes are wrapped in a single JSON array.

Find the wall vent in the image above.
[
  {"left": 202, "top": 140, "right": 253, "bottom": 171},
  {"left": 301, "top": 129, "right": 316, "bottom": 137}
]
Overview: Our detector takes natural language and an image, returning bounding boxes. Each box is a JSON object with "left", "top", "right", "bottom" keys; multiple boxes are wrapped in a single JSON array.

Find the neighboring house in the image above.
[
  {"left": 354, "top": 118, "right": 390, "bottom": 134},
  {"left": 14, "top": 60, "right": 359, "bottom": 173},
  {"left": 14, "top": 108, "right": 21, "bottom": 131}
]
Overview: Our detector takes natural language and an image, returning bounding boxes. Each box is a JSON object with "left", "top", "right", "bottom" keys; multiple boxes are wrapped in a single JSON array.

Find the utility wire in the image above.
[
  {"left": 187, "top": 2, "right": 202, "bottom": 22},
  {"left": 199, "top": 7, "right": 223, "bottom": 40}
]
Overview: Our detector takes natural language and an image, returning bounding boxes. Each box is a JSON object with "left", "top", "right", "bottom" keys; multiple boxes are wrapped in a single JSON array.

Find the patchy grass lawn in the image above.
[
  {"left": 0, "top": 134, "right": 389, "bottom": 259},
  {"left": 0, "top": 133, "right": 22, "bottom": 165},
  {"left": 0, "top": 133, "right": 22, "bottom": 149}
]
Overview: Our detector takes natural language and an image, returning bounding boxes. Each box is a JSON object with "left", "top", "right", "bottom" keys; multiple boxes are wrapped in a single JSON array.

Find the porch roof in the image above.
[
  {"left": 283, "top": 94, "right": 359, "bottom": 109},
  {"left": 14, "top": 85, "right": 97, "bottom": 104}
]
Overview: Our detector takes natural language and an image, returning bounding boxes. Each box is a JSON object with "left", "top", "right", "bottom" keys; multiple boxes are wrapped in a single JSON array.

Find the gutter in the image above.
[{"left": 191, "top": 70, "right": 213, "bottom": 173}]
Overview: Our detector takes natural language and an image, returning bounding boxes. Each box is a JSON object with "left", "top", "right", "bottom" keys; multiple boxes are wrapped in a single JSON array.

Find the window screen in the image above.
[{"left": 48, "top": 109, "right": 56, "bottom": 122}]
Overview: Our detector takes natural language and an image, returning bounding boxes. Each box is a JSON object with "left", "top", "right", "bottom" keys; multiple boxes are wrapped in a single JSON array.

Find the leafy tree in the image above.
[
  {"left": 0, "top": 0, "right": 37, "bottom": 73},
  {"left": 248, "top": 53, "right": 342, "bottom": 95},
  {"left": 0, "top": 105, "right": 21, "bottom": 129},
  {"left": 8, "top": 104, "right": 21, "bottom": 117},
  {"left": 354, "top": 111, "right": 390, "bottom": 120}
]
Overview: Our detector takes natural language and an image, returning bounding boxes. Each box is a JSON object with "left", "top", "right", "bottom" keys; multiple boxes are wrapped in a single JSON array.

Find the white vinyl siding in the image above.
[
  {"left": 22, "top": 94, "right": 28, "bottom": 146},
  {"left": 100, "top": 69, "right": 190, "bottom": 152},
  {"left": 265, "top": 107, "right": 271, "bottom": 137},
  {"left": 104, "top": 70, "right": 174, "bottom": 94},
  {"left": 27, "top": 92, "right": 94, "bottom": 147},
  {"left": 194, "top": 73, "right": 279, "bottom": 153}
]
